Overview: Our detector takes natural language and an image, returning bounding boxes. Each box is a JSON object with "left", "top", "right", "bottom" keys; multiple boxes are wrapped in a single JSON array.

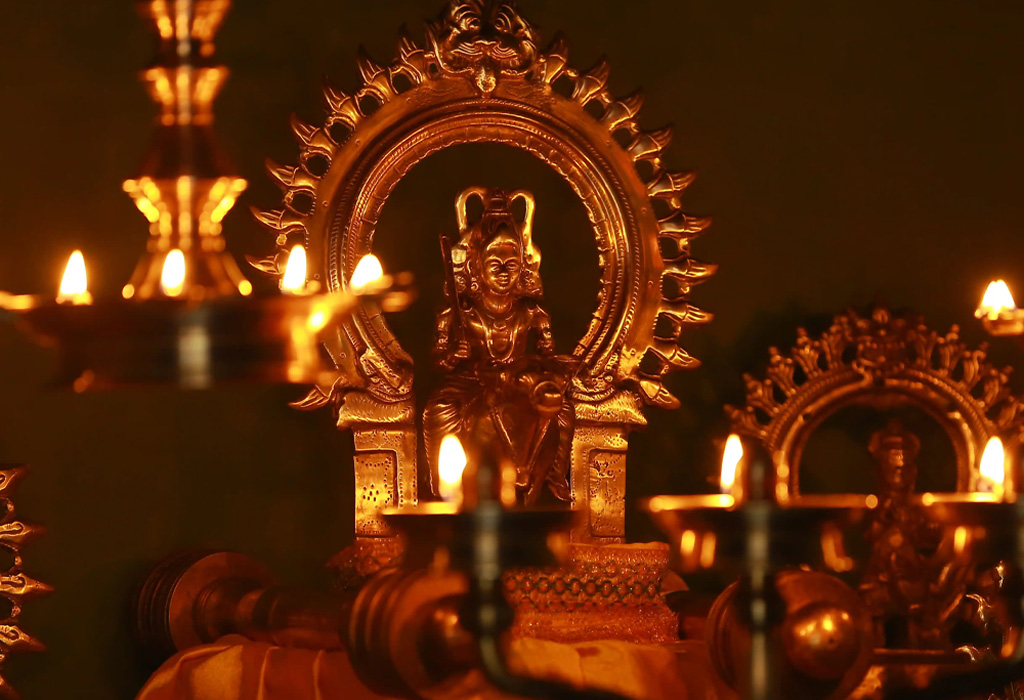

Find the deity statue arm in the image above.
[
  {"left": 433, "top": 307, "right": 470, "bottom": 371},
  {"left": 531, "top": 303, "right": 555, "bottom": 355}
]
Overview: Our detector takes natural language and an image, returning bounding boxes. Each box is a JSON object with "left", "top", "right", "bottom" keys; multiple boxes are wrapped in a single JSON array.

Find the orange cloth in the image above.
[{"left": 136, "top": 636, "right": 719, "bottom": 700}]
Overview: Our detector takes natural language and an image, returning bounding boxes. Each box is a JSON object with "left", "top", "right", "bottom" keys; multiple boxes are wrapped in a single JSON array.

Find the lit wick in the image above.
[
  {"left": 978, "top": 436, "right": 1006, "bottom": 501},
  {"left": 976, "top": 280, "right": 1016, "bottom": 319},
  {"left": 437, "top": 434, "right": 468, "bottom": 509},
  {"left": 350, "top": 254, "right": 385, "bottom": 293},
  {"left": 720, "top": 433, "right": 744, "bottom": 504},
  {"left": 57, "top": 251, "right": 93, "bottom": 305},
  {"left": 161, "top": 249, "right": 186, "bottom": 297},
  {"left": 280, "top": 245, "right": 307, "bottom": 294}
]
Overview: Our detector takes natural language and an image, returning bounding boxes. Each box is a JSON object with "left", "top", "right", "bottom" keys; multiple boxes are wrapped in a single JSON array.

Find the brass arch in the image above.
[
  {"left": 253, "top": 2, "right": 717, "bottom": 541},
  {"left": 727, "top": 308, "right": 1024, "bottom": 501},
  {"left": 254, "top": 15, "right": 715, "bottom": 413}
]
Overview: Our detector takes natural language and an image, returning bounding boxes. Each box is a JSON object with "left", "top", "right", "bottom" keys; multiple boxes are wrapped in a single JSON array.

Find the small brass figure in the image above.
[
  {"left": 424, "top": 187, "right": 576, "bottom": 505},
  {"left": 860, "top": 421, "right": 960, "bottom": 649}
]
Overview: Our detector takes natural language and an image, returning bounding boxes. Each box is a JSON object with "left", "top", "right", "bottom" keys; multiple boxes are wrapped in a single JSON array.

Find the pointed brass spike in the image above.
[
  {"left": 0, "top": 521, "right": 43, "bottom": 549},
  {"left": 245, "top": 254, "right": 281, "bottom": 276},
  {"left": 396, "top": 25, "right": 430, "bottom": 80},
  {"left": 0, "top": 625, "right": 44, "bottom": 654},
  {"left": 290, "top": 377, "right": 358, "bottom": 411},
  {"left": 290, "top": 386, "right": 332, "bottom": 411},
  {"left": 289, "top": 114, "right": 317, "bottom": 145},
  {"left": 357, "top": 46, "right": 386, "bottom": 84},
  {"left": 250, "top": 206, "right": 306, "bottom": 234},
  {"left": 327, "top": 96, "right": 362, "bottom": 130},
  {"left": 659, "top": 211, "right": 708, "bottom": 236},
  {"left": 571, "top": 57, "right": 610, "bottom": 104},
  {"left": 658, "top": 299, "right": 714, "bottom": 326},
  {"left": 648, "top": 170, "right": 696, "bottom": 199},
  {"left": 655, "top": 214, "right": 712, "bottom": 247},
  {"left": 322, "top": 79, "right": 348, "bottom": 113},
  {"left": 540, "top": 32, "right": 570, "bottom": 84},
  {"left": 637, "top": 379, "right": 681, "bottom": 409},
  {"left": 651, "top": 341, "right": 701, "bottom": 370},
  {"left": 628, "top": 126, "right": 674, "bottom": 161},
  {"left": 264, "top": 158, "right": 298, "bottom": 189},
  {"left": 398, "top": 26, "right": 419, "bottom": 61},
  {"left": 0, "top": 468, "right": 27, "bottom": 497},
  {"left": 663, "top": 258, "right": 718, "bottom": 284},
  {"left": 0, "top": 572, "right": 53, "bottom": 599},
  {"left": 600, "top": 90, "right": 645, "bottom": 132}
]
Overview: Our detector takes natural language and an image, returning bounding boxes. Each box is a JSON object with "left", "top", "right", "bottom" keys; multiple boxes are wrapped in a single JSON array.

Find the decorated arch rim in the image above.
[
  {"left": 727, "top": 308, "right": 1024, "bottom": 498},
  {"left": 251, "top": 1, "right": 715, "bottom": 411}
]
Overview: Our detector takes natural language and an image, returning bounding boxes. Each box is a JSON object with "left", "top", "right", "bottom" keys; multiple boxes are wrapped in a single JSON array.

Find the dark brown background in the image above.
[{"left": 2, "top": 1, "right": 1024, "bottom": 697}]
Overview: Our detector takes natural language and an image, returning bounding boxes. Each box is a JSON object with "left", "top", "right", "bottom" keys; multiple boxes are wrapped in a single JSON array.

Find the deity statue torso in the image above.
[{"left": 436, "top": 299, "right": 552, "bottom": 368}]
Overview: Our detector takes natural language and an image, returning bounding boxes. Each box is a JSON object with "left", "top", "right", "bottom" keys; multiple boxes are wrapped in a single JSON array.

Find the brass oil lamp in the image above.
[{"left": 0, "top": 0, "right": 412, "bottom": 392}]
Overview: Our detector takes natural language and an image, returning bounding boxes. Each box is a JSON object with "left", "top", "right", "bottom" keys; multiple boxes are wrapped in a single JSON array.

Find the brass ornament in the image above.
[
  {"left": 262, "top": 0, "right": 714, "bottom": 542},
  {"left": 0, "top": 466, "right": 49, "bottom": 700},
  {"left": 727, "top": 307, "right": 1024, "bottom": 499},
  {"left": 860, "top": 421, "right": 969, "bottom": 651},
  {"left": 425, "top": 187, "right": 576, "bottom": 505},
  {"left": 503, "top": 542, "right": 678, "bottom": 643},
  {"left": 706, "top": 570, "right": 875, "bottom": 700},
  {"left": 124, "top": 0, "right": 250, "bottom": 301}
]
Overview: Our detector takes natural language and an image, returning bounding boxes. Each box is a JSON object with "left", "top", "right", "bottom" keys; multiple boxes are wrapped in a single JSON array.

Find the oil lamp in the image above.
[
  {"left": 0, "top": 0, "right": 411, "bottom": 391},
  {"left": 977, "top": 279, "right": 1024, "bottom": 337},
  {"left": 644, "top": 435, "right": 877, "bottom": 700}
]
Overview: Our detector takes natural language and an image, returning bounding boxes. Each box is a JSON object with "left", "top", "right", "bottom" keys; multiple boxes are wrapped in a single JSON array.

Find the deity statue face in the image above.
[
  {"left": 881, "top": 445, "right": 913, "bottom": 492},
  {"left": 481, "top": 230, "right": 523, "bottom": 295},
  {"left": 869, "top": 422, "right": 921, "bottom": 497}
]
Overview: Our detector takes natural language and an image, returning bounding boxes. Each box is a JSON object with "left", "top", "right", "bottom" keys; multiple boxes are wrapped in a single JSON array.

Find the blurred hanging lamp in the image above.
[{"left": 0, "top": 0, "right": 411, "bottom": 391}]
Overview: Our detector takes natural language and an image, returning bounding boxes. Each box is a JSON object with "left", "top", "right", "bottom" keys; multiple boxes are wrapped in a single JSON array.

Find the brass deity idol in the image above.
[
  {"left": 860, "top": 421, "right": 959, "bottom": 649},
  {"left": 425, "top": 187, "right": 576, "bottom": 505}
]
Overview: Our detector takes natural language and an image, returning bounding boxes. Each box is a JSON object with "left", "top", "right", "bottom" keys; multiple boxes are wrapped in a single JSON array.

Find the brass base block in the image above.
[{"left": 505, "top": 542, "right": 678, "bottom": 643}]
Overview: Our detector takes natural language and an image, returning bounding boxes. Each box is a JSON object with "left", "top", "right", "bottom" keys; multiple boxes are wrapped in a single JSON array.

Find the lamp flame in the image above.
[
  {"left": 977, "top": 280, "right": 1016, "bottom": 319},
  {"left": 161, "top": 249, "right": 186, "bottom": 297},
  {"left": 438, "top": 434, "right": 468, "bottom": 507},
  {"left": 281, "top": 245, "right": 307, "bottom": 294},
  {"left": 57, "top": 250, "right": 92, "bottom": 305},
  {"left": 350, "top": 254, "right": 384, "bottom": 292},
  {"left": 978, "top": 436, "right": 1006, "bottom": 500},
  {"left": 720, "top": 433, "right": 743, "bottom": 496}
]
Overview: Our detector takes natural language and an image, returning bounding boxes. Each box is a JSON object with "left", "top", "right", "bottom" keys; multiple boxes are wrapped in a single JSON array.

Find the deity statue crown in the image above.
[{"left": 452, "top": 186, "right": 543, "bottom": 301}]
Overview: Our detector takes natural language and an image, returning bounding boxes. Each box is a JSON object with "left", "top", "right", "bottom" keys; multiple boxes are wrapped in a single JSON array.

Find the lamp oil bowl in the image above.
[
  {"left": 2, "top": 240, "right": 412, "bottom": 391},
  {"left": 642, "top": 493, "right": 875, "bottom": 576},
  {"left": 14, "top": 292, "right": 368, "bottom": 391}
]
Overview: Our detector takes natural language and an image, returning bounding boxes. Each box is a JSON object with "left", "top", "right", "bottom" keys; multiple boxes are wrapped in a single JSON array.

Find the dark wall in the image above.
[{"left": 2, "top": 2, "right": 1024, "bottom": 697}]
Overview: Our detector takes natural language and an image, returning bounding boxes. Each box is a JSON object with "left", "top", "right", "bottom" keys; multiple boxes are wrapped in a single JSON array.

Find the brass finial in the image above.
[{"left": 123, "top": 0, "right": 249, "bottom": 300}]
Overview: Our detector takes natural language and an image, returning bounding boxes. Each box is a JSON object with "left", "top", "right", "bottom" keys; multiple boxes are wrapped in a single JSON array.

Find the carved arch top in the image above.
[
  {"left": 727, "top": 307, "right": 1024, "bottom": 499},
  {"left": 252, "top": 0, "right": 714, "bottom": 418}
]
